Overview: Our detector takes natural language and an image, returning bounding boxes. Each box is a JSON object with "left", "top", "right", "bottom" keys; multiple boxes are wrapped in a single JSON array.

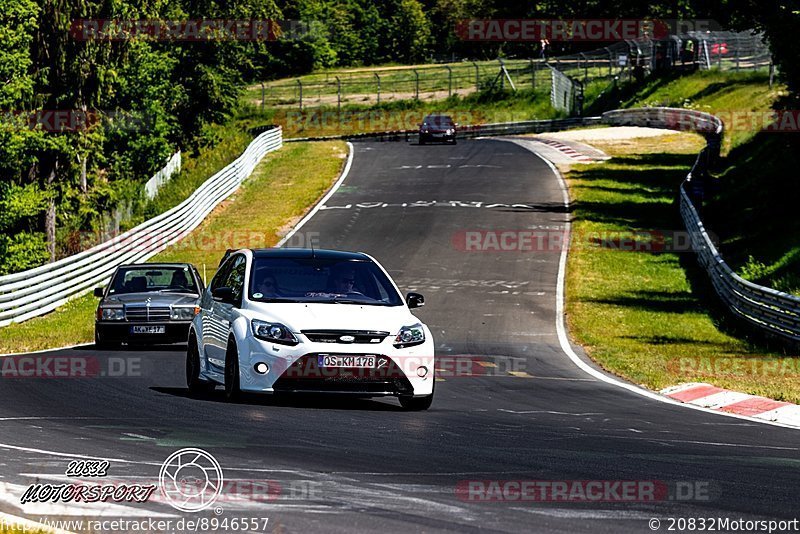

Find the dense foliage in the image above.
[{"left": 0, "top": 0, "right": 795, "bottom": 274}]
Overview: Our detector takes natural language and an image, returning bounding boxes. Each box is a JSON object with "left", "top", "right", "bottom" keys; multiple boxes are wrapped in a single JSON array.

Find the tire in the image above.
[
  {"left": 419, "top": 137, "right": 426, "bottom": 145},
  {"left": 224, "top": 338, "right": 242, "bottom": 402},
  {"left": 94, "top": 328, "right": 120, "bottom": 350},
  {"left": 399, "top": 380, "right": 435, "bottom": 411},
  {"left": 186, "top": 337, "right": 215, "bottom": 397}
]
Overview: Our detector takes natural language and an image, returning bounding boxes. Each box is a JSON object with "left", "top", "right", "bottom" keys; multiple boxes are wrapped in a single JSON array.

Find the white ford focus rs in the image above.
[{"left": 187, "top": 248, "right": 435, "bottom": 410}]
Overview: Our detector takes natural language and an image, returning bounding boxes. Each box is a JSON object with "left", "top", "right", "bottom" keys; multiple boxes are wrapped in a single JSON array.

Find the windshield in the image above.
[
  {"left": 109, "top": 266, "right": 198, "bottom": 295},
  {"left": 249, "top": 257, "right": 403, "bottom": 306},
  {"left": 422, "top": 115, "right": 454, "bottom": 127}
]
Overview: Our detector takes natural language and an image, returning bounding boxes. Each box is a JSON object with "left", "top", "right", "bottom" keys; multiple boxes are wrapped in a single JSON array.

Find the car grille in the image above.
[
  {"left": 302, "top": 330, "right": 390, "bottom": 344},
  {"left": 272, "top": 354, "right": 413, "bottom": 395},
  {"left": 125, "top": 305, "right": 170, "bottom": 322}
]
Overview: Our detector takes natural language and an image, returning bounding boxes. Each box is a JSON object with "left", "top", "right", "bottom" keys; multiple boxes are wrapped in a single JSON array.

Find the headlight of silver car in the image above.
[
  {"left": 251, "top": 319, "right": 299, "bottom": 346},
  {"left": 170, "top": 306, "right": 198, "bottom": 320},
  {"left": 393, "top": 323, "right": 425, "bottom": 348},
  {"left": 99, "top": 307, "right": 125, "bottom": 321}
]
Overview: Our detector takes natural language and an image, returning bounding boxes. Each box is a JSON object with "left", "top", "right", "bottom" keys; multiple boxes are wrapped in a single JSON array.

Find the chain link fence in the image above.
[
  {"left": 250, "top": 59, "right": 553, "bottom": 110},
  {"left": 251, "top": 31, "right": 772, "bottom": 116}
]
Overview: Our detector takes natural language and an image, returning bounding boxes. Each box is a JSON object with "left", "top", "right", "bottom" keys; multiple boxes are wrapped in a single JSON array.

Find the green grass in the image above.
[
  {"left": 565, "top": 134, "right": 800, "bottom": 402},
  {"left": 0, "top": 141, "right": 347, "bottom": 355},
  {"left": 0, "top": 294, "right": 97, "bottom": 354},
  {"left": 706, "top": 133, "right": 800, "bottom": 293},
  {"left": 614, "top": 70, "right": 800, "bottom": 294},
  {"left": 622, "top": 70, "right": 780, "bottom": 151}
]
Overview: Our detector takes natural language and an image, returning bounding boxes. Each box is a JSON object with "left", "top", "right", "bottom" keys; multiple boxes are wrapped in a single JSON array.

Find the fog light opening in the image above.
[
  {"left": 254, "top": 362, "right": 269, "bottom": 375},
  {"left": 416, "top": 366, "right": 428, "bottom": 378}
]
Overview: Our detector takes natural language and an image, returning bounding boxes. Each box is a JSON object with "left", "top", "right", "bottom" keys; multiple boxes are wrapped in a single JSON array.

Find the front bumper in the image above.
[
  {"left": 231, "top": 334, "right": 435, "bottom": 397},
  {"left": 96, "top": 322, "right": 191, "bottom": 344},
  {"left": 419, "top": 131, "right": 456, "bottom": 143}
]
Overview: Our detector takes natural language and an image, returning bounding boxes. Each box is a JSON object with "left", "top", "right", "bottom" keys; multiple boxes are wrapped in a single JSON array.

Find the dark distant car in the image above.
[
  {"left": 94, "top": 263, "right": 204, "bottom": 348},
  {"left": 418, "top": 114, "right": 457, "bottom": 145}
]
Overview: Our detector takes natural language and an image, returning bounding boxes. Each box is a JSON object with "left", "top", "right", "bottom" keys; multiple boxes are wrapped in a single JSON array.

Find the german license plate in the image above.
[
  {"left": 131, "top": 325, "right": 165, "bottom": 334},
  {"left": 318, "top": 355, "right": 375, "bottom": 368}
]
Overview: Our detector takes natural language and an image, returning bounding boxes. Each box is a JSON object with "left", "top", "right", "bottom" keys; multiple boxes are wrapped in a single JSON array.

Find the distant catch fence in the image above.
[{"left": 253, "top": 30, "right": 772, "bottom": 117}]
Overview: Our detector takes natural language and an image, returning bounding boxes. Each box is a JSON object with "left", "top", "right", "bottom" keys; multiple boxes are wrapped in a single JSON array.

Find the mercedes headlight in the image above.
[
  {"left": 170, "top": 306, "right": 198, "bottom": 320},
  {"left": 99, "top": 307, "right": 125, "bottom": 321},
  {"left": 394, "top": 323, "right": 425, "bottom": 348},
  {"left": 251, "top": 319, "right": 299, "bottom": 346}
]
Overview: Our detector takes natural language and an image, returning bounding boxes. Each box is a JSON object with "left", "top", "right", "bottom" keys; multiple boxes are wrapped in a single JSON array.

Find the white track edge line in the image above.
[
  {"left": 1, "top": 343, "right": 93, "bottom": 358},
  {"left": 497, "top": 137, "right": 799, "bottom": 431},
  {"left": 276, "top": 141, "right": 354, "bottom": 248}
]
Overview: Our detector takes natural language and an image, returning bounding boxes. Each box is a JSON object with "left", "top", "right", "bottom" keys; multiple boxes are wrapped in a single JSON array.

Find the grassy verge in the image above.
[
  {"left": 609, "top": 70, "right": 800, "bottom": 294},
  {"left": 565, "top": 134, "right": 800, "bottom": 402},
  {"left": 0, "top": 141, "right": 347, "bottom": 355}
]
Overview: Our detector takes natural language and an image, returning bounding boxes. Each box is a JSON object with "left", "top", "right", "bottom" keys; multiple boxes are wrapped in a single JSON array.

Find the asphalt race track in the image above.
[{"left": 0, "top": 139, "right": 798, "bottom": 533}]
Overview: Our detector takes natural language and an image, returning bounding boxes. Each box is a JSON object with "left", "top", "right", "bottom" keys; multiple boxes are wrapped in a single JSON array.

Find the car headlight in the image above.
[
  {"left": 393, "top": 323, "right": 425, "bottom": 348},
  {"left": 251, "top": 319, "right": 299, "bottom": 346},
  {"left": 171, "top": 306, "right": 198, "bottom": 320},
  {"left": 446, "top": 128, "right": 454, "bottom": 134},
  {"left": 99, "top": 307, "right": 125, "bottom": 321}
]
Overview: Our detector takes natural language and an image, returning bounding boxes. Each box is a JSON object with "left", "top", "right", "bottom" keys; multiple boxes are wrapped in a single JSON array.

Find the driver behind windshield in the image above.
[
  {"left": 331, "top": 267, "right": 360, "bottom": 295},
  {"left": 254, "top": 271, "right": 282, "bottom": 298}
]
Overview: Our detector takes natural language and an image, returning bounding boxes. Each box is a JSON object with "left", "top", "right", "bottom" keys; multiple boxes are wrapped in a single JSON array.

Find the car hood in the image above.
[
  {"left": 244, "top": 302, "right": 420, "bottom": 333},
  {"left": 104, "top": 293, "right": 200, "bottom": 306}
]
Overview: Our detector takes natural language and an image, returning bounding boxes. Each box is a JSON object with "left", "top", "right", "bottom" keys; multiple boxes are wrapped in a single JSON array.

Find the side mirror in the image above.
[
  {"left": 93, "top": 287, "right": 105, "bottom": 298},
  {"left": 406, "top": 292, "right": 425, "bottom": 309},
  {"left": 212, "top": 286, "right": 235, "bottom": 304}
]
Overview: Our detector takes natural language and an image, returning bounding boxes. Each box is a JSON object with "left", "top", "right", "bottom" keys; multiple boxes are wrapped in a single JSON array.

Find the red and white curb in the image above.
[
  {"left": 533, "top": 138, "right": 607, "bottom": 163},
  {"left": 504, "top": 136, "right": 609, "bottom": 165},
  {"left": 662, "top": 383, "right": 800, "bottom": 427}
]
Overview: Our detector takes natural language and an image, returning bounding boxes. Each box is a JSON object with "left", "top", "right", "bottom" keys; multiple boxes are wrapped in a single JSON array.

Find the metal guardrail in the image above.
[
  {"left": 601, "top": 107, "right": 800, "bottom": 343},
  {"left": 144, "top": 150, "right": 182, "bottom": 200},
  {"left": 0, "top": 127, "right": 283, "bottom": 327}
]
